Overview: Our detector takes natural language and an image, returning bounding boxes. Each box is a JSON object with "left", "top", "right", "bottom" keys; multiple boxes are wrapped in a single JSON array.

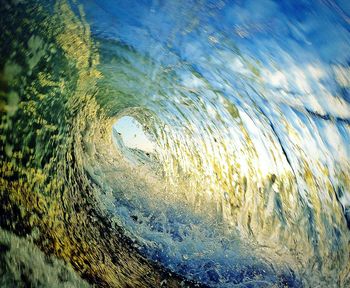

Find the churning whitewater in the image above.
[{"left": 1, "top": 0, "right": 350, "bottom": 287}]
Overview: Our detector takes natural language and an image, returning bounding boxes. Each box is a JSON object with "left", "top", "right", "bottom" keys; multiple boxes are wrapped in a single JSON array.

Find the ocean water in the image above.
[{"left": 1, "top": 0, "right": 350, "bottom": 287}]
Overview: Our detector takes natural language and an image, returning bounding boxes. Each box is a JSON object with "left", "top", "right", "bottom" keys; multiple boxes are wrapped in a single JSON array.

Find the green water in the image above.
[{"left": 1, "top": 1, "right": 350, "bottom": 287}]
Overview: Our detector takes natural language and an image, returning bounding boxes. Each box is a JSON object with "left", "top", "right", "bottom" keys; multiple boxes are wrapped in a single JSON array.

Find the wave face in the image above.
[{"left": 1, "top": 0, "right": 350, "bottom": 287}]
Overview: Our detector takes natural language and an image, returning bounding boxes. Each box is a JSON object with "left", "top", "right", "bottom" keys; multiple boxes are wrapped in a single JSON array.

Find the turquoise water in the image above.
[{"left": 1, "top": 0, "right": 350, "bottom": 287}]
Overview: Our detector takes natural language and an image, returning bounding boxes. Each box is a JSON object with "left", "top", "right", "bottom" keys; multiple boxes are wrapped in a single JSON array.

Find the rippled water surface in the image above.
[{"left": 1, "top": 0, "right": 350, "bottom": 287}]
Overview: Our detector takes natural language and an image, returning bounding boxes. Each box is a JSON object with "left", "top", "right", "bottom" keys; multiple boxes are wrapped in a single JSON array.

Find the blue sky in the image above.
[{"left": 113, "top": 116, "right": 155, "bottom": 153}]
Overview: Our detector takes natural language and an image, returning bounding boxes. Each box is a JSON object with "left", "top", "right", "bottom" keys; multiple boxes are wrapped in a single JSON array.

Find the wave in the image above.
[{"left": 1, "top": 0, "right": 350, "bottom": 287}]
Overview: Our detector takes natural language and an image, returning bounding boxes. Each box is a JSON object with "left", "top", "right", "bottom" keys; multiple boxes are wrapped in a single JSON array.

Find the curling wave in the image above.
[{"left": 1, "top": 0, "right": 350, "bottom": 287}]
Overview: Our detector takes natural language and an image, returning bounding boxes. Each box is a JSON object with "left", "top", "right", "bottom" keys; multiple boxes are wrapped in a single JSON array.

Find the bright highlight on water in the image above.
[{"left": 0, "top": 0, "right": 350, "bottom": 287}]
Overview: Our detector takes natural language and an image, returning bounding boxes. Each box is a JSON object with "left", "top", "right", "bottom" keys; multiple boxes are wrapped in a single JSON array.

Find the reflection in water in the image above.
[{"left": 0, "top": 0, "right": 350, "bottom": 287}]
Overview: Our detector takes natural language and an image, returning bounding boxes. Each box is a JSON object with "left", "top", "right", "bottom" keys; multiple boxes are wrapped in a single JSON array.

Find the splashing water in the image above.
[{"left": 1, "top": 0, "right": 350, "bottom": 287}]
